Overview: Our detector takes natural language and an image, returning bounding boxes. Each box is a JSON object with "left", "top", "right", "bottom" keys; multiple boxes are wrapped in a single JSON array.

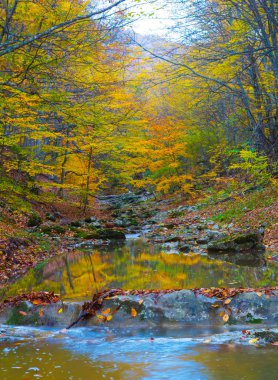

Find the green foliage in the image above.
[{"left": 230, "top": 149, "right": 272, "bottom": 186}]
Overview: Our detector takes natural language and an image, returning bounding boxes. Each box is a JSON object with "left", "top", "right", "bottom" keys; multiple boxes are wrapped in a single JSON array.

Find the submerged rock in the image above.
[{"left": 207, "top": 230, "right": 265, "bottom": 252}]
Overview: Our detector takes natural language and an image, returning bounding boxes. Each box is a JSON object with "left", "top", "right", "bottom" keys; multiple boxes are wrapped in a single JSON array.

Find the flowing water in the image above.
[{"left": 1, "top": 238, "right": 277, "bottom": 379}]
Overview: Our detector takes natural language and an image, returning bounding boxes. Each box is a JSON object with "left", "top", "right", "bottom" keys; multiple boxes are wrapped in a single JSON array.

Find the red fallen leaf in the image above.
[
  {"left": 150, "top": 337, "right": 154, "bottom": 341},
  {"left": 242, "top": 329, "right": 248, "bottom": 334},
  {"left": 19, "top": 311, "right": 27, "bottom": 316}
]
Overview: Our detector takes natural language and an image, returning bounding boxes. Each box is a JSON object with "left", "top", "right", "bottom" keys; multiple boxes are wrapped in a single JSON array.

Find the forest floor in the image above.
[{"left": 0, "top": 184, "right": 277, "bottom": 287}]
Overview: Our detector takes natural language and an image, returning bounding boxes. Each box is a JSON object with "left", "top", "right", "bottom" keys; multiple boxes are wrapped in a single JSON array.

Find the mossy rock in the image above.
[
  {"left": 27, "top": 213, "right": 42, "bottom": 227},
  {"left": 70, "top": 221, "right": 82, "bottom": 227},
  {"left": 73, "top": 230, "right": 98, "bottom": 239},
  {"left": 6, "top": 302, "right": 40, "bottom": 326},
  {"left": 42, "top": 225, "right": 66, "bottom": 235},
  {"left": 96, "top": 228, "right": 126, "bottom": 240},
  {"left": 207, "top": 230, "right": 264, "bottom": 252},
  {"left": 254, "top": 331, "right": 278, "bottom": 343}
]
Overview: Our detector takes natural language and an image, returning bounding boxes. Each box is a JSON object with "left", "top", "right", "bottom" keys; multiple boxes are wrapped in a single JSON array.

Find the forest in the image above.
[{"left": 0, "top": 1, "right": 278, "bottom": 379}]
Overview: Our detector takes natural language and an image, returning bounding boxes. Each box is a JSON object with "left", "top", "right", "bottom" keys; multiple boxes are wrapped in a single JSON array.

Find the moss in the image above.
[
  {"left": 6, "top": 302, "right": 40, "bottom": 325},
  {"left": 27, "top": 213, "right": 42, "bottom": 227},
  {"left": 254, "top": 331, "right": 278, "bottom": 343},
  {"left": 42, "top": 225, "right": 66, "bottom": 235}
]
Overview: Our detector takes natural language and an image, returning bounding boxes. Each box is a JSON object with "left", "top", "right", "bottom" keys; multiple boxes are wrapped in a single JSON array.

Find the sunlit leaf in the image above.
[
  {"left": 58, "top": 308, "right": 63, "bottom": 314},
  {"left": 131, "top": 308, "right": 137, "bottom": 317},
  {"left": 39, "top": 309, "right": 44, "bottom": 317},
  {"left": 249, "top": 338, "right": 259, "bottom": 345},
  {"left": 222, "top": 313, "right": 229, "bottom": 322},
  {"left": 19, "top": 311, "right": 27, "bottom": 316},
  {"left": 102, "top": 308, "right": 111, "bottom": 315},
  {"left": 97, "top": 315, "right": 105, "bottom": 321}
]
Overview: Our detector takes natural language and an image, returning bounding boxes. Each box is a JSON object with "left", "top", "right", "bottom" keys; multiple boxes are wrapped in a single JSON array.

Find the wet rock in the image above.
[
  {"left": 197, "top": 237, "right": 209, "bottom": 244},
  {"left": 96, "top": 228, "right": 126, "bottom": 240},
  {"left": 1, "top": 291, "right": 277, "bottom": 328},
  {"left": 164, "top": 236, "right": 182, "bottom": 243},
  {"left": 254, "top": 331, "right": 278, "bottom": 343},
  {"left": 207, "top": 230, "right": 265, "bottom": 252},
  {"left": 179, "top": 244, "right": 191, "bottom": 253},
  {"left": 206, "top": 230, "right": 224, "bottom": 240}
]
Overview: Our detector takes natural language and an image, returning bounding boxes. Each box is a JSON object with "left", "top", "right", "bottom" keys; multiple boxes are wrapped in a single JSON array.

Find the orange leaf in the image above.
[
  {"left": 224, "top": 299, "right": 232, "bottom": 305},
  {"left": 138, "top": 299, "right": 144, "bottom": 305},
  {"left": 39, "top": 309, "right": 44, "bottom": 317},
  {"left": 19, "top": 311, "right": 27, "bottom": 316},
  {"left": 102, "top": 308, "right": 111, "bottom": 315},
  {"left": 222, "top": 314, "right": 229, "bottom": 322},
  {"left": 131, "top": 308, "right": 137, "bottom": 317}
]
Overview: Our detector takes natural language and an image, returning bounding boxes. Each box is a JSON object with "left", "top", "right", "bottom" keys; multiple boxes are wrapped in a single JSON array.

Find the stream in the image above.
[{"left": 1, "top": 235, "right": 278, "bottom": 379}]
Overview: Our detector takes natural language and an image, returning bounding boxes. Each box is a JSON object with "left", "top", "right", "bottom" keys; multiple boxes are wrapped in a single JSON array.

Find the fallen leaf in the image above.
[
  {"left": 39, "top": 309, "right": 44, "bottom": 317},
  {"left": 211, "top": 304, "right": 219, "bottom": 308},
  {"left": 224, "top": 299, "right": 232, "bottom": 305},
  {"left": 58, "top": 308, "right": 63, "bottom": 314},
  {"left": 19, "top": 311, "right": 27, "bottom": 316},
  {"left": 219, "top": 311, "right": 225, "bottom": 318},
  {"left": 256, "top": 292, "right": 263, "bottom": 297},
  {"left": 131, "top": 308, "right": 137, "bottom": 317},
  {"left": 223, "top": 314, "right": 229, "bottom": 322},
  {"left": 102, "top": 308, "right": 111, "bottom": 315},
  {"left": 97, "top": 315, "right": 105, "bottom": 321},
  {"left": 271, "top": 342, "right": 278, "bottom": 346},
  {"left": 138, "top": 299, "right": 144, "bottom": 305},
  {"left": 107, "top": 315, "right": 113, "bottom": 321},
  {"left": 249, "top": 338, "right": 259, "bottom": 345}
]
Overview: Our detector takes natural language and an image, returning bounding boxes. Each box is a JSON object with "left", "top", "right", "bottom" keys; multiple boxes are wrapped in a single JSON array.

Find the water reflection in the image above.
[{"left": 2, "top": 239, "right": 277, "bottom": 301}]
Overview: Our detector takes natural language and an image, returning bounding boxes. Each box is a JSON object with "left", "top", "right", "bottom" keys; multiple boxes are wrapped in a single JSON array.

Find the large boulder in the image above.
[{"left": 207, "top": 230, "right": 265, "bottom": 252}]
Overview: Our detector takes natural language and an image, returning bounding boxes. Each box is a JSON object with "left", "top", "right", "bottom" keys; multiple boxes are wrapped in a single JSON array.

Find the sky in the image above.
[{"left": 130, "top": 1, "right": 175, "bottom": 36}]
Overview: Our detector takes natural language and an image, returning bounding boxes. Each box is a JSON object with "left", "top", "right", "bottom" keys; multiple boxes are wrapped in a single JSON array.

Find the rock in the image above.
[
  {"left": 41, "top": 225, "right": 66, "bottom": 235},
  {"left": 179, "top": 244, "right": 191, "bottom": 253},
  {"left": 96, "top": 229, "right": 126, "bottom": 240},
  {"left": 197, "top": 237, "right": 209, "bottom": 244},
  {"left": 254, "top": 331, "right": 278, "bottom": 343},
  {"left": 206, "top": 230, "right": 224, "bottom": 240},
  {"left": 46, "top": 213, "right": 56, "bottom": 222},
  {"left": 164, "top": 236, "right": 182, "bottom": 243},
  {"left": 207, "top": 230, "right": 265, "bottom": 252},
  {"left": 1, "top": 290, "right": 277, "bottom": 327}
]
